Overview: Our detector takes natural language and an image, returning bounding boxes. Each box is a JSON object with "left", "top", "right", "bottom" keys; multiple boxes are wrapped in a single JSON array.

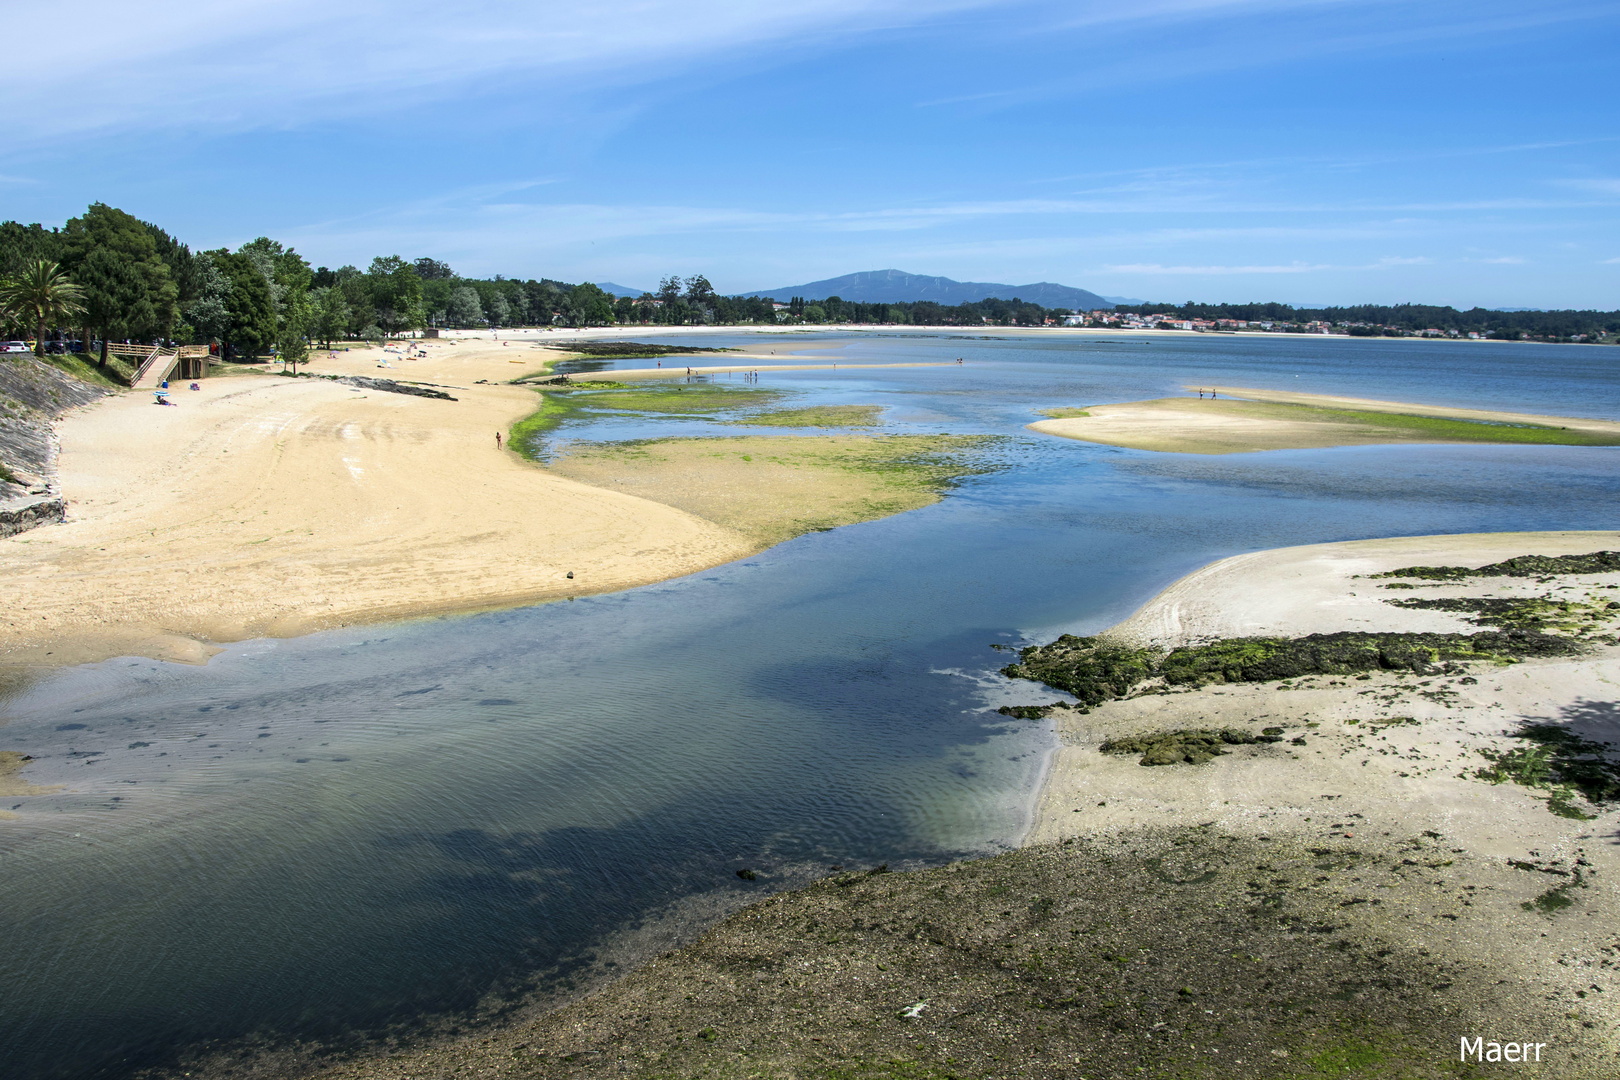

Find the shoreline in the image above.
[
  {"left": 0, "top": 342, "right": 758, "bottom": 672},
  {"left": 279, "top": 533, "right": 1620, "bottom": 1080},
  {"left": 0, "top": 345, "right": 975, "bottom": 674}
]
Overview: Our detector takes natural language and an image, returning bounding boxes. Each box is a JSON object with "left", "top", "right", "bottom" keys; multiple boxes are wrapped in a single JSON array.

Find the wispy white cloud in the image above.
[
  {"left": 1, "top": 0, "right": 1005, "bottom": 146},
  {"left": 1557, "top": 178, "right": 1620, "bottom": 196},
  {"left": 920, "top": 0, "right": 1615, "bottom": 118}
]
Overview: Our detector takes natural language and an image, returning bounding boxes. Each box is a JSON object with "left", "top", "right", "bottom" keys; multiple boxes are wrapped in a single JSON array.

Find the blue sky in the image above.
[{"left": 6, "top": 0, "right": 1618, "bottom": 307}]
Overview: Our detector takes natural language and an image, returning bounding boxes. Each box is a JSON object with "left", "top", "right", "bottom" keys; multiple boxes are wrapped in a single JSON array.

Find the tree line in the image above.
[
  {"left": 5, "top": 203, "right": 1611, "bottom": 370},
  {"left": 1110, "top": 300, "right": 1620, "bottom": 342},
  {"left": 0, "top": 205, "right": 1078, "bottom": 373}
]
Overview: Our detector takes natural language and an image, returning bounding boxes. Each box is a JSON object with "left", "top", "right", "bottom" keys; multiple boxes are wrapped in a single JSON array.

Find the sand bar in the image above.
[{"left": 1030, "top": 387, "right": 1620, "bottom": 454}]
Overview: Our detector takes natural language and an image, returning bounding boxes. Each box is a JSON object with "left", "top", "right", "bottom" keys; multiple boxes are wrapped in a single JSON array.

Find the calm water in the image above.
[{"left": 2, "top": 332, "right": 1617, "bottom": 1078}]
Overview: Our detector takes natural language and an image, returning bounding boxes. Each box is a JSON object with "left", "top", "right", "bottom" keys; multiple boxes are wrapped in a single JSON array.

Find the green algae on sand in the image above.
[
  {"left": 1375, "top": 550, "right": 1620, "bottom": 581},
  {"left": 727, "top": 404, "right": 883, "bottom": 428},
  {"left": 1002, "top": 630, "right": 1583, "bottom": 707},
  {"left": 1100, "top": 726, "right": 1284, "bottom": 766}
]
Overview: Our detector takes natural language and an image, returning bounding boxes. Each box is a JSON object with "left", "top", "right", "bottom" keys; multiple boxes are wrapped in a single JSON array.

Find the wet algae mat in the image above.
[{"left": 306, "top": 829, "right": 1604, "bottom": 1080}]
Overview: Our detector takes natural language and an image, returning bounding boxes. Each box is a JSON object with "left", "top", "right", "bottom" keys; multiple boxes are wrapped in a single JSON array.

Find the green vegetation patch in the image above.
[
  {"left": 539, "top": 340, "right": 736, "bottom": 359},
  {"left": 1037, "top": 407, "right": 1091, "bottom": 419},
  {"left": 508, "top": 384, "right": 786, "bottom": 456},
  {"left": 1100, "top": 727, "right": 1284, "bottom": 766},
  {"left": 508, "top": 392, "right": 588, "bottom": 454},
  {"left": 573, "top": 384, "right": 783, "bottom": 415},
  {"left": 1476, "top": 723, "right": 1620, "bottom": 819},
  {"left": 1387, "top": 594, "right": 1619, "bottom": 634},
  {"left": 1255, "top": 400, "right": 1620, "bottom": 446},
  {"left": 729, "top": 404, "right": 884, "bottom": 428},
  {"left": 37, "top": 352, "right": 134, "bottom": 389},
  {"left": 1002, "top": 630, "right": 1583, "bottom": 707},
  {"left": 1375, "top": 550, "right": 1620, "bottom": 581}
]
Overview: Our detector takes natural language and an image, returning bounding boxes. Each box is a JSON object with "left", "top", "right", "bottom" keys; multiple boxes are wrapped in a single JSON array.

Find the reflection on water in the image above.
[{"left": 1, "top": 332, "right": 1616, "bottom": 1078}]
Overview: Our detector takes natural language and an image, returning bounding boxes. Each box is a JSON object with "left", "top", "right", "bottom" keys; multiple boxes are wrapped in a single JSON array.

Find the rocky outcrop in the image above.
[
  {"left": 336, "top": 376, "right": 457, "bottom": 400},
  {"left": 0, "top": 497, "right": 65, "bottom": 538}
]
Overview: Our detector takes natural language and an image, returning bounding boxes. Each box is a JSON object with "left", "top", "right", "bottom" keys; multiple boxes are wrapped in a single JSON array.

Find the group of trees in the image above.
[
  {"left": 1111, "top": 301, "right": 1620, "bottom": 343},
  {"left": 0, "top": 204, "right": 661, "bottom": 366}
]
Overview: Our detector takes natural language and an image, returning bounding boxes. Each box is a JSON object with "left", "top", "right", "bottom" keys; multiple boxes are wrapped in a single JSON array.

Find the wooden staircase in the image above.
[{"left": 106, "top": 344, "right": 214, "bottom": 388}]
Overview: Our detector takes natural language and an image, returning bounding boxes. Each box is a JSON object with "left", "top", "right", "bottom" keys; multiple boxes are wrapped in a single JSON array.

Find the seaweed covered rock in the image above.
[
  {"left": 997, "top": 635, "right": 1156, "bottom": 705},
  {"left": 1161, "top": 630, "right": 1580, "bottom": 685},
  {"left": 1002, "top": 630, "right": 1583, "bottom": 703},
  {"left": 1099, "top": 727, "right": 1281, "bottom": 766},
  {"left": 1377, "top": 551, "right": 1620, "bottom": 581},
  {"left": 996, "top": 702, "right": 1066, "bottom": 720}
]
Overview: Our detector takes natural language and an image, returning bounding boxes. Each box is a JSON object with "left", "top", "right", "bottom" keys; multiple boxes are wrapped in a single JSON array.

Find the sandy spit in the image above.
[{"left": 1028, "top": 388, "right": 1620, "bottom": 455}]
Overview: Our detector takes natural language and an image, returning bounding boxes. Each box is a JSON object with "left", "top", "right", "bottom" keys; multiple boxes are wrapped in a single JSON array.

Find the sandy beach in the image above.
[
  {"left": 1021, "top": 531, "right": 1620, "bottom": 1053},
  {"left": 0, "top": 341, "right": 761, "bottom": 669},
  {"left": 1029, "top": 388, "right": 1620, "bottom": 454}
]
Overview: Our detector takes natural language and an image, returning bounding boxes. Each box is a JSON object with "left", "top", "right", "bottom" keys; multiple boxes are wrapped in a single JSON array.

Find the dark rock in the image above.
[{"left": 336, "top": 376, "right": 457, "bottom": 400}]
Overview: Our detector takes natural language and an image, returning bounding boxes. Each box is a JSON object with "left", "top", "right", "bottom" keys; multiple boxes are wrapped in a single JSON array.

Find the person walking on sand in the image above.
[{"left": 495, "top": 432, "right": 502, "bottom": 449}]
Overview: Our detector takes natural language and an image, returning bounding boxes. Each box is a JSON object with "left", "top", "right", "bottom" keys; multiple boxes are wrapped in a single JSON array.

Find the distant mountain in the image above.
[
  {"left": 593, "top": 282, "right": 651, "bottom": 298},
  {"left": 743, "top": 269, "right": 1118, "bottom": 310},
  {"left": 1101, "top": 295, "right": 1146, "bottom": 306}
]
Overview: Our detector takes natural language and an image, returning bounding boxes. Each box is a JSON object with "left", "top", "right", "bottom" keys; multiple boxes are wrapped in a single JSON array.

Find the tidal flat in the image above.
[
  {"left": 304, "top": 829, "right": 1609, "bottom": 1080},
  {"left": 547, "top": 433, "right": 999, "bottom": 547}
]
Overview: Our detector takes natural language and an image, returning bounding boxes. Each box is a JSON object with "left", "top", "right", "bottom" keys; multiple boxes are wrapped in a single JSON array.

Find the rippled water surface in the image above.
[{"left": 2, "top": 331, "right": 1617, "bottom": 1077}]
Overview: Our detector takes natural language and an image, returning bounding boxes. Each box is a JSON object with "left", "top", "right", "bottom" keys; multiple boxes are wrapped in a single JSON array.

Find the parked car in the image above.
[{"left": 0, "top": 341, "right": 32, "bottom": 354}]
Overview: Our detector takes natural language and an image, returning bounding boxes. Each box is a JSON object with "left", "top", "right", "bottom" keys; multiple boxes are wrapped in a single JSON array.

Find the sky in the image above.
[{"left": 4, "top": 0, "right": 1619, "bottom": 308}]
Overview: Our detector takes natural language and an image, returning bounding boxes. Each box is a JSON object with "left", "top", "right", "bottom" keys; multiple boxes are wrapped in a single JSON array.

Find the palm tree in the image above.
[{"left": 0, "top": 259, "right": 87, "bottom": 357}]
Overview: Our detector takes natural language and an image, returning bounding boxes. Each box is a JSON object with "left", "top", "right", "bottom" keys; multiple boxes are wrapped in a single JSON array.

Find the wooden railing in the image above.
[{"left": 127, "top": 344, "right": 213, "bottom": 387}]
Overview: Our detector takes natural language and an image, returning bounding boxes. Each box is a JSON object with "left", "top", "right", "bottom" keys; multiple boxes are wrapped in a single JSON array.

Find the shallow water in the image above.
[{"left": 2, "top": 332, "right": 1617, "bottom": 1078}]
